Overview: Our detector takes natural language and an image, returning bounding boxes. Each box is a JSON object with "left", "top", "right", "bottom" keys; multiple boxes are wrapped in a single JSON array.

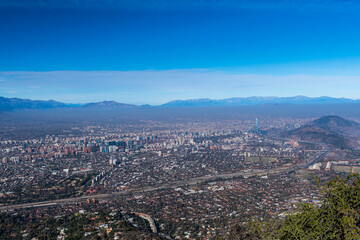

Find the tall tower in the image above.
[
  {"left": 255, "top": 118, "right": 259, "bottom": 133},
  {"left": 83, "top": 138, "right": 87, "bottom": 153}
]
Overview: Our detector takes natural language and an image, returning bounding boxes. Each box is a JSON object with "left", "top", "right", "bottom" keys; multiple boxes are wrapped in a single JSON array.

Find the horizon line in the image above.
[{"left": 1, "top": 95, "right": 360, "bottom": 106}]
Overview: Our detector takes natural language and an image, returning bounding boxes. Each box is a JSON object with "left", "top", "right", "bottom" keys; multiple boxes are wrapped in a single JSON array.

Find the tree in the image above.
[{"left": 229, "top": 174, "right": 360, "bottom": 240}]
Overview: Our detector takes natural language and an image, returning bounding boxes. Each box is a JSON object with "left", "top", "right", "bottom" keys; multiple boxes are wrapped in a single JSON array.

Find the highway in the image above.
[{"left": 0, "top": 151, "right": 327, "bottom": 212}]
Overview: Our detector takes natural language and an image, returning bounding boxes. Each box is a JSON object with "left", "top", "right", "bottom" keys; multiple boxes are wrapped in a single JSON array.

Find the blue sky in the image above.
[{"left": 1, "top": 0, "right": 360, "bottom": 104}]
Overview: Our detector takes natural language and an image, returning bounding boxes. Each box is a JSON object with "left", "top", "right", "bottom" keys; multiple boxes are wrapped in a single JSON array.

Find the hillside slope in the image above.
[{"left": 284, "top": 115, "right": 360, "bottom": 149}]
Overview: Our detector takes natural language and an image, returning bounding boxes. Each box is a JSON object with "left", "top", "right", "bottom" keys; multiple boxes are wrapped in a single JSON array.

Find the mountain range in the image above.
[
  {"left": 82, "top": 101, "right": 137, "bottom": 108},
  {"left": 0, "top": 96, "right": 68, "bottom": 111},
  {"left": 1, "top": 96, "right": 360, "bottom": 111},
  {"left": 162, "top": 96, "right": 359, "bottom": 107}
]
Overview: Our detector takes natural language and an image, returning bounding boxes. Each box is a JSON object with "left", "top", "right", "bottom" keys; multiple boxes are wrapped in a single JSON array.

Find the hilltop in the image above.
[{"left": 284, "top": 115, "right": 360, "bottom": 149}]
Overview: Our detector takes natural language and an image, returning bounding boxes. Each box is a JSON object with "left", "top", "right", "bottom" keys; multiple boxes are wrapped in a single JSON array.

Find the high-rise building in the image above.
[
  {"left": 255, "top": 118, "right": 259, "bottom": 133},
  {"left": 10, "top": 156, "right": 20, "bottom": 164},
  {"left": 109, "top": 155, "right": 118, "bottom": 165},
  {"left": 83, "top": 138, "right": 87, "bottom": 153}
]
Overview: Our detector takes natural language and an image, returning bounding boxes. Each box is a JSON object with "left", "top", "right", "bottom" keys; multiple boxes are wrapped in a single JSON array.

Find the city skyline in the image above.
[{"left": 2, "top": 2, "right": 360, "bottom": 239}]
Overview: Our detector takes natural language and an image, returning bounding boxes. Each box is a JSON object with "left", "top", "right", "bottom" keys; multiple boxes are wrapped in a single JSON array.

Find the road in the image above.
[{"left": 0, "top": 151, "right": 327, "bottom": 211}]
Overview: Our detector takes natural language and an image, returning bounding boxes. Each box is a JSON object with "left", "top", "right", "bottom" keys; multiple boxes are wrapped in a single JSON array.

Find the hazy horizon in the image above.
[
  {"left": 2, "top": 94, "right": 360, "bottom": 106},
  {"left": 2, "top": 70, "right": 360, "bottom": 105}
]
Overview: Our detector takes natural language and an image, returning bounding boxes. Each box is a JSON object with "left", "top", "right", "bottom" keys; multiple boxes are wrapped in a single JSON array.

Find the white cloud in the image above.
[{"left": 3, "top": 90, "right": 18, "bottom": 94}]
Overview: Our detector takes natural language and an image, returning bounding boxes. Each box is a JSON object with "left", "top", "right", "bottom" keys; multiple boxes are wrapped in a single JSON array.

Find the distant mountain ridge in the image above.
[
  {"left": 162, "top": 96, "right": 359, "bottom": 107},
  {"left": 284, "top": 115, "right": 360, "bottom": 149},
  {"left": 0, "top": 96, "right": 68, "bottom": 111},
  {"left": 0, "top": 97, "right": 137, "bottom": 111},
  {"left": 1, "top": 96, "right": 360, "bottom": 111},
  {"left": 82, "top": 101, "right": 137, "bottom": 108}
]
